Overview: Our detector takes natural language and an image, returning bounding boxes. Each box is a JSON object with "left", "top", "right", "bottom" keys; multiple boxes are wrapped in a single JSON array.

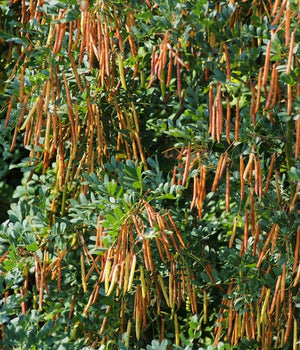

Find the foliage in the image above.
[{"left": 0, "top": 0, "right": 299, "bottom": 349}]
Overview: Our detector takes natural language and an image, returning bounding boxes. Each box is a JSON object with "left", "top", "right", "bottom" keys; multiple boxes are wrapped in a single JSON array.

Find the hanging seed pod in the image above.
[
  {"left": 209, "top": 84, "right": 214, "bottom": 135},
  {"left": 182, "top": 143, "right": 191, "bottom": 187},
  {"left": 262, "top": 40, "right": 271, "bottom": 88},
  {"left": 211, "top": 153, "right": 225, "bottom": 192},
  {"left": 226, "top": 96, "right": 231, "bottom": 143},
  {"left": 264, "top": 152, "right": 276, "bottom": 194},
  {"left": 295, "top": 118, "right": 300, "bottom": 160},
  {"left": 225, "top": 167, "right": 230, "bottom": 213},
  {"left": 284, "top": 289, "right": 293, "bottom": 343},
  {"left": 135, "top": 285, "right": 142, "bottom": 340},
  {"left": 270, "top": 65, "right": 279, "bottom": 110},
  {"left": 265, "top": 64, "right": 277, "bottom": 111},
  {"left": 255, "top": 68, "right": 263, "bottom": 114},
  {"left": 293, "top": 228, "right": 300, "bottom": 274},
  {"left": 157, "top": 274, "right": 170, "bottom": 307},
  {"left": 243, "top": 149, "right": 255, "bottom": 181},
  {"left": 197, "top": 165, "right": 206, "bottom": 219},
  {"left": 155, "top": 237, "right": 166, "bottom": 263},
  {"left": 216, "top": 83, "right": 223, "bottom": 143},
  {"left": 104, "top": 259, "right": 112, "bottom": 293},
  {"left": 106, "top": 264, "right": 119, "bottom": 296},
  {"left": 271, "top": 0, "right": 288, "bottom": 26},
  {"left": 123, "top": 254, "right": 130, "bottom": 294},
  {"left": 256, "top": 224, "right": 276, "bottom": 268},
  {"left": 287, "top": 84, "right": 293, "bottom": 115},
  {"left": 253, "top": 223, "right": 260, "bottom": 256},
  {"left": 269, "top": 275, "right": 281, "bottom": 315},
  {"left": 99, "top": 305, "right": 112, "bottom": 336},
  {"left": 240, "top": 155, "right": 245, "bottom": 200},
  {"left": 166, "top": 50, "right": 173, "bottom": 87},
  {"left": 166, "top": 211, "right": 186, "bottom": 248},
  {"left": 190, "top": 175, "right": 199, "bottom": 210},
  {"left": 174, "top": 312, "right": 180, "bottom": 345},
  {"left": 280, "top": 262, "right": 286, "bottom": 303},
  {"left": 234, "top": 98, "right": 240, "bottom": 142},
  {"left": 270, "top": 223, "right": 279, "bottom": 253},
  {"left": 293, "top": 264, "right": 300, "bottom": 287},
  {"left": 260, "top": 288, "right": 271, "bottom": 323},
  {"left": 286, "top": 30, "right": 295, "bottom": 75},
  {"left": 84, "top": 285, "right": 96, "bottom": 314},
  {"left": 250, "top": 194, "right": 255, "bottom": 234},
  {"left": 213, "top": 314, "right": 223, "bottom": 345},
  {"left": 127, "top": 254, "right": 136, "bottom": 292},
  {"left": 271, "top": 0, "right": 281, "bottom": 16}
]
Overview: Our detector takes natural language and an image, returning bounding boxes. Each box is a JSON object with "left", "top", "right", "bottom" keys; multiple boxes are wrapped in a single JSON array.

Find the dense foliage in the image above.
[{"left": 0, "top": 0, "right": 299, "bottom": 349}]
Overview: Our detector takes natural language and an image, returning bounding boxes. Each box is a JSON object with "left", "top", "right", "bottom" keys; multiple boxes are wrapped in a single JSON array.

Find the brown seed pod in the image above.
[
  {"left": 234, "top": 98, "right": 240, "bottom": 142},
  {"left": 226, "top": 96, "right": 231, "bottom": 143},
  {"left": 182, "top": 143, "right": 191, "bottom": 187},
  {"left": 209, "top": 84, "right": 214, "bottom": 135},
  {"left": 286, "top": 30, "right": 295, "bottom": 75},
  {"left": 212, "top": 153, "right": 225, "bottom": 192},
  {"left": 284, "top": 289, "right": 293, "bottom": 343},
  {"left": 293, "top": 228, "right": 300, "bottom": 274},
  {"left": 271, "top": 0, "right": 288, "bottom": 26},
  {"left": 262, "top": 41, "right": 271, "bottom": 88},
  {"left": 216, "top": 83, "right": 223, "bottom": 142},
  {"left": 295, "top": 118, "right": 300, "bottom": 160},
  {"left": 225, "top": 167, "right": 230, "bottom": 213}
]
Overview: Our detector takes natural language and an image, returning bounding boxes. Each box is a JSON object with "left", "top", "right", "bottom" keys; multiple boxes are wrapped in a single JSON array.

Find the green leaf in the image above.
[
  {"left": 212, "top": 69, "right": 226, "bottom": 83},
  {"left": 289, "top": 167, "right": 300, "bottom": 181},
  {"left": 26, "top": 242, "right": 39, "bottom": 251}
]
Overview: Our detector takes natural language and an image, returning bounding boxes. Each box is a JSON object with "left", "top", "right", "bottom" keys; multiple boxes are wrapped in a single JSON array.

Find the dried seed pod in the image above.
[
  {"left": 295, "top": 118, "right": 300, "bottom": 160},
  {"left": 166, "top": 51, "right": 173, "bottom": 87},
  {"left": 225, "top": 167, "right": 230, "bottom": 213},
  {"left": 216, "top": 83, "right": 223, "bottom": 143},
  {"left": 99, "top": 305, "right": 111, "bottom": 336},
  {"left": 157, "top": 274, "right": 170, "bottom": 307},
  {"left": 226, "top": 96, "right": 231, "bottom": 143},
  {"left": 229, "top": 217, "right": 238, "bottom": 249},
  {"left": 293, "top": 264, "right": 300, "bottom": 287},
  {"left": 262, "top": 40, "right": 271, "bottom": 88},
  {"left": 256, "top": 224, "right": 276, "bottom": 268},
  {"left": 286, "top": 30, "right": 295, "bottom": 75},
  {"left": 212, "top": 153, "right": 225, "bottom": 192},
  {"left": 260, "top": 288, "right": 271, "bottom": 323},
  {"left": 243, "top": 151, "right": 255, "bottom": 181},
  {"left": 269, "top": 275, "right": 281, "bottom": 315},
  {"left": 127, "top": 254, "right": 136, "bottom": 292},
  {"left": 234, "top": 98, "right": 240, "bottom": 142},
  {"left": 280, "top": 262, "right": 286, "bottom": 303},
  {"left": 182, "top": 143, "right": 191, "bottom": 187},
  {"left": 271, "top": 0, "right": 288, "bottom": 25},
  {"left": 284, "top": 289, "right": 293, "bottom": 343},
  {"left": 293, "top": 228, "right": 300, "bottom": 274},
  {"left": 106, "top": 264, "right": 119, "bottom": 296}
]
